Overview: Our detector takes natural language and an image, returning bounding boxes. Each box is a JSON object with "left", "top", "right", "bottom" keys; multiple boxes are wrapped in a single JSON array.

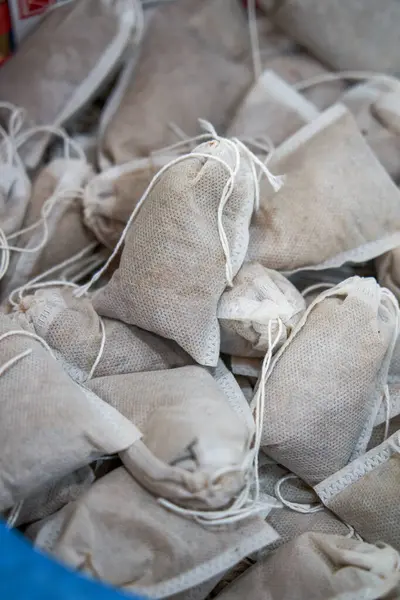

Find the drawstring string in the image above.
[
  {"left": 274, "top": 474, "right": 324, "bottom": 514},
  {"left": 159, "top": 319, "right": 284, "bottom": 525},
  {"left": 75, "top": 131, "right": 284, "bottom": 297}
]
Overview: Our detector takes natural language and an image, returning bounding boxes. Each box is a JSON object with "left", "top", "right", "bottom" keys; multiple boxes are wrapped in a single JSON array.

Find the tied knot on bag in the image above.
[
  {"left": 7, "top": 241, "right": 99, "bottom": 309},
  {"left": 158, "top": 318, "right": 285, "bottom": 526},
  {"left": 75, "top": 127, "right": 284, "bottom": 298}
]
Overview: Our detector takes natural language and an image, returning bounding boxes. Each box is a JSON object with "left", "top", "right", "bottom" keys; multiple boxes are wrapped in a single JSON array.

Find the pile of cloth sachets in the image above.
[{"left": 2, "top": 0, "right": 400, "bottom": 598}]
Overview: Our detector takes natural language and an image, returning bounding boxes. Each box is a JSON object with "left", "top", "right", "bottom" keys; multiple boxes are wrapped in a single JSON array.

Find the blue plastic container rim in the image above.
[{"left": 0, "top": 522, "right": 146, "bottom": 600}]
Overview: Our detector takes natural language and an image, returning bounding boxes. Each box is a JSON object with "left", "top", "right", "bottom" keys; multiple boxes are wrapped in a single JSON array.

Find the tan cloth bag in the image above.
[
  {"left": 1, "top": 159, "right": 96, "bottom": 301},
  {"left": 88, "top": 365, "right": 253, "bottom": 510},
  {"left": 247, "top": 104, "right": 400, "bottom": 272},
  {"left": 100, "top": 0, "right": 252, "bottom": 164},
  {"left": 0, "top": 313, "right": 140, "bottom": 512},
  {"left": 218, "top": 262, "right": 306, "bottom": 357},
  {"left": 0, "top": 0, "right": 140, "bottom": 168},
  {"left": 9, "top": 466, "right": 94, "bottom": 528},
  {"left": 227, "top": 70, "right": 319, "bottom": 147},
  {"left": 268, "top": 0, "right": 400, "bottom": 72},
  {"left": 94, "top": 139, "right": 256, "bottom": 366},
  {"left": 83, "top": 155, "right": 172, "bottom": 248},
  {"left": 258, "top": 277, "right": 398, "bottom": 486},
  {"left": 16, "top": 287, "right": 191, "bottom": 384},
  {"left": 214, "top": 532, "right": 400, "bottom": 600},
  {"left": 32, "top": 467, "right": 278, "bottom": 599},
  {"left": 316, "top": 428, "right": 400, "bottom": 551},
  {"left": 340, "top": 79, "right": 400, "bottom": 180}
]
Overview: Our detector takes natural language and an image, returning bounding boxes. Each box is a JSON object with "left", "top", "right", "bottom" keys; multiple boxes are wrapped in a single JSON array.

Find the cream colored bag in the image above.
[
  {"left": 316, "top": 428, "right": 400, "bottom": 551},
  {"left": 214, "top": 532, "right": 400, "bottom": 600},
  {"left": 88, "top": 365, "right": 253, "bottom": 510},
  {"left": 0, "top": 0, "right": 141, "bottom": 168},
  {"left": 94, "top": 139, "right": 257, "bottom": 366},
  {"left": 15, "top": 287, "right": 191, "bottom": 384},
  {"left": 35, "top": 467, "right": 278, "bottom": 599},
  {"left": 218, "top": 262, "right": 306, "bottom": 357},
  {"left": 100, "top": 0, "right": 252, "bottom": 164},
  {"left": 83, "top": 155, "right": 171, "bottom": 248},
  {"left": 8, "top": 466, "right": 94, "bottom": 528},
  {"left": 1, "top": 159, "right": 96, "bottom": 301},
  {"left": 340, "top": 79, "right": 400, "bottom": 180},
  {"left": 0, "top": 313, "right": 140, "bottom": 513},
  {"left": 268, "top": 0, "right": 400, "bottom": 72},
  {"left": 258, "top": 277, "right": 398, "bottom": 486},
  {"left": 227, "top": 70, "right": 319, "bottom": 147},
  {"left": 247, "top": 104, "right": 400, "bottom": 272}
]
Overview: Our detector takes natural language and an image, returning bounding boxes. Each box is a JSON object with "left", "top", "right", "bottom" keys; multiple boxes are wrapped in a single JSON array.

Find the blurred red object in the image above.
[
  {"left": 18, "top": 0, "right": 55, "bottom": 18},
  {"left": 0, "top": 1, "right": 12, "bottom": 66}
]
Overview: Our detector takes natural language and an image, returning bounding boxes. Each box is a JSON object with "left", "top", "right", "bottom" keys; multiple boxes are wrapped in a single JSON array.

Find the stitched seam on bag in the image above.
[
  {"left": 133, "top": 526, "right": 279, "bottom": 598},
  {"left": 317, "top": 447, "right": 391, "bottom": 503}
]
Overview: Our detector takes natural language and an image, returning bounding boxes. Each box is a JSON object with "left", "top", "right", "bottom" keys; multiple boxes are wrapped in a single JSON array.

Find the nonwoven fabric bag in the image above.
[
  {"left": 227, "top": 70, "right": 319, "bottom": 147},
  {"left": 267, "top": 0, "right": 400, "bottom": 72},
  {"left": 15, "top": 287, "right": 192, "bottom": 384},
  {"left": 340, "top": 79, "right": 400, "bottom": 181},
  {"left": 214, "top": 532, "right": 400, "bottom": 600},
  {"left": 99, "top": 0, "right": 252, "bottom": 164},
  {"left": 0, "top": 313, "right": 141, "bottom": 513},
  {"left": 257, "top": 458, "right": 352, "bottom": 554},
  {"left": 9, "top": 466, "right": 95, "bottom": 528},
  {"left": 247, "top": 104, "right": 400, "bottom": 272},
  {"left": 315, "top": 428, "right": 400, "bottom": 551},
  {"left": 0, "top": 0, "right": 141, "bottom": 169},
  {"left": 263, "top": 53, "right": 345, "bottom": 111},
  {"left": 83, "top": 155, "right": 172, "bottom": 248},
  {"left": 257, "top": 277, "right": 398, "bottom": 486},
  {"left": 212, "top": 359, "right": 256, "bottom": 433},
  {"left": 94, "top": 139, "right": 257, "bottom": 367},
  {"left": 218, "top": 262, "right": 306, "bottom": 357},
  {"left": 88, "top": 365, "right": 253, "bottom": 510},
  {"left": 1, "top": 159, "right": 96, "bottom": 302},
  {"left": 42, "top": 467, "right": 279, "bottom": 599}
]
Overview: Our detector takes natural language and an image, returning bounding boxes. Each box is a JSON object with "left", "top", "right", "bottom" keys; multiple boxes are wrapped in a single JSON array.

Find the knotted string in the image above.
[
  {"left": 75, "top": 132, "right": 283, "bottom": 296},
  {"left": 159, "top": 319, "right": 284, "bottom": 525}
]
